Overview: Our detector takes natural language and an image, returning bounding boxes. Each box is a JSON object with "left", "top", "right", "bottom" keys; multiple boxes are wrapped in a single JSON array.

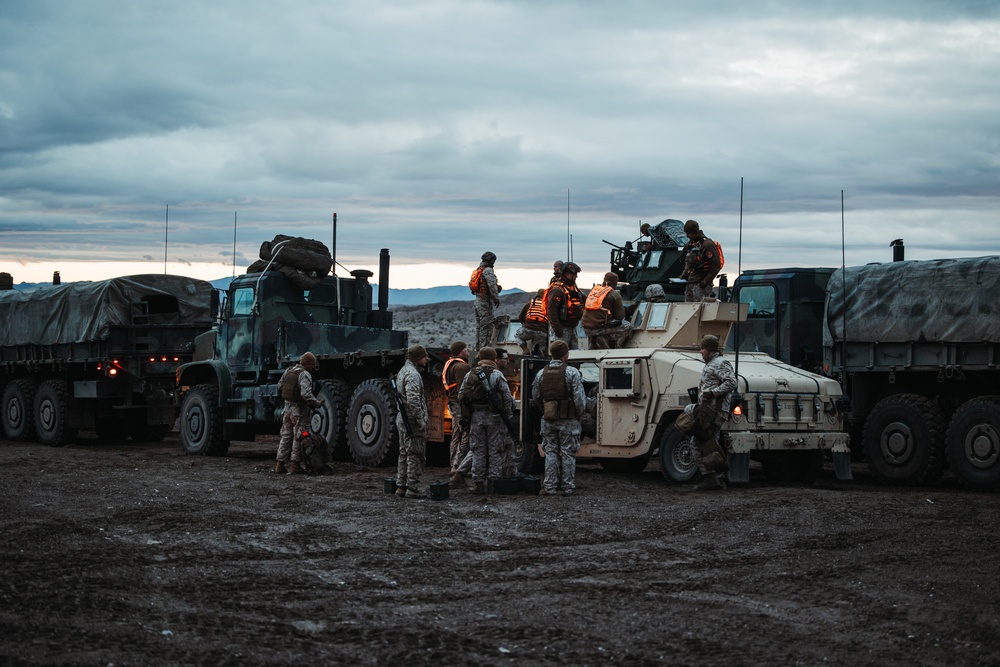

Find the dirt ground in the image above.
[{"left": 1, "top": 434, "right": 999, "bottom": 667}]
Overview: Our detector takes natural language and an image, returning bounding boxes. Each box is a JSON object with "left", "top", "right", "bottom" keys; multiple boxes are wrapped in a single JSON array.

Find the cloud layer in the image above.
[{"left": 2, "top": 1, "right": 999, "bottom": 286}]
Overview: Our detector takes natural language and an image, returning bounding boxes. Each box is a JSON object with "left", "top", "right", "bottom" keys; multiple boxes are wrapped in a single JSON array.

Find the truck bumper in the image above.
[{"left": 726, "top": 430, "right": 850, "bottom": 455}]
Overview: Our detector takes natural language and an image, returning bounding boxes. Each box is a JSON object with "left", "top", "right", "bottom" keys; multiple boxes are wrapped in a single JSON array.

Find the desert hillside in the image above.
[{"left": 390, "top": 291, "right": 533, "bottom": 350}]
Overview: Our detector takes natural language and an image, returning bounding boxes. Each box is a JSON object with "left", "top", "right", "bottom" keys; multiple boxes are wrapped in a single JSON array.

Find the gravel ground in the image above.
[{"left": 1, "top": 433, "right": 999, "bottom": 666}]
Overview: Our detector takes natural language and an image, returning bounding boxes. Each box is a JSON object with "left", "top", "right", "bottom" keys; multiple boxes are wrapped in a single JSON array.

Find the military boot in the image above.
[
  {"left": 471, "top": 482, "right": 486, "bottom": 495},
  {"left": 274, "top": 460, "right": 286, "bottom": 474},
  {"left": 694, "top": 473, "right": 727, "bottom": 491},
  {"left": 287, "top": 461, "right": 303, "bottom": 475},
  {"left": 449, "top": 471, "right": 465, "bottom": 485},
  {"left": 395, "top": 486, "right": 407, "bottom": 497}
]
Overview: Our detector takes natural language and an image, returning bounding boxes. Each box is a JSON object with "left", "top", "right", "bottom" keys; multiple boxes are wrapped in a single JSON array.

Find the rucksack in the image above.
[
  {"left": 280, "top": 367, "right": 304, "bottom": 402},
  {"left": 714, "top": 241, "right": 725, "bottom": 269},
  {"left": 469, "top": 267, "right": 485, "bottom": 294}
]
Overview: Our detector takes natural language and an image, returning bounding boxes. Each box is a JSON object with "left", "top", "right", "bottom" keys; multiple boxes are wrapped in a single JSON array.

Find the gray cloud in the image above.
[{"left": 1, "top": 0, "right": 999, "bottom": 284}]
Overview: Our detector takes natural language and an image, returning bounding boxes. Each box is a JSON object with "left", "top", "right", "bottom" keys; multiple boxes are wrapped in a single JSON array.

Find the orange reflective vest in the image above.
[
  {"left": 525, "top": 297, "right": 547, "bottom": 324},
  {"left": 545, "top": 281, "right": 583, "bottom": 322},
  {"left": 585, "top": 285, "right": 614, "bottom": 313},
  {"left": 468, "top": 267, "right": 485, "bottom": 294},
  {"left": 442, "top": 357, "right": 465, "bottom": 392}
]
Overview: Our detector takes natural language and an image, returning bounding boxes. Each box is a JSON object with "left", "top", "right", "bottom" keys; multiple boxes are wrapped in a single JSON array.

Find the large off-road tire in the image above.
[
  {"left": 758, "top": 450, "right": 824, "bottom": 485},
  {"left": 599, "top": 453, "right": 651, "bottom": 474},
  {"left": 34, "top": 380, "right": 77, "bottom": 447},
  {"left": 946, "top": 396, "right": 1000, "bottom": 492},
  {"left": 347, "top": 379, "right": 399, "bottom": 467},
  {"left": 658, "top": 425, "right": 699, "bottom": 484},
  {"left": 863, "top": 393, "right": 946, "bottom": 485},
  {"left": 179, "top": 385, "right": 230, "bottom": 456},
  {"left": 2, "top": 379, "right": 37, "bottom": 441},
  {"left": 312, "top": 379, "right": 352, "bottom": 460}
]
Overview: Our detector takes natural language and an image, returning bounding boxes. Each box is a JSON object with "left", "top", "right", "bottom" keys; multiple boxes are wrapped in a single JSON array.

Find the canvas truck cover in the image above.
[
  {"left": 0, "top": 275, "right": 215, "bottom": 347},
  {"left": 823, "top": 256, "right": 1000, "bottom": 347}
]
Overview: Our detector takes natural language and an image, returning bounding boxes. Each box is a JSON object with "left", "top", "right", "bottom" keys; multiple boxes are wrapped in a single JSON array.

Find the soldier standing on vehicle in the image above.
[
  {"left": 458, "top": 346, "right": 513, "bottom": 494},
  {"left": 546, "top": 262, "right": 584, "bottom": 350},
  {"left": 680, "top": 220, "right": 722, "bottom": 302},
  {"left": 532, "top": 340, "right": 589, "bottom": 496},
  {"left": 515, "top": 288, "right": 549, "bottom": 356},
  {"left": 275, "top": 352, "right": 323, "bottom": 475},
  {"left": 693, "top": 334, "right": 737, "bottom": 491},
  {"left": 395, "top": 344, "right": 430, "bottom": 499},
  {"left": 442, "top": 340, "right": 472, "bottom": 480},
  {"left": 471, "top": 251, "right": 502, "bottom": 351},
  {"left": 582, "top": 272, "right": 631, "bottom": 349}
]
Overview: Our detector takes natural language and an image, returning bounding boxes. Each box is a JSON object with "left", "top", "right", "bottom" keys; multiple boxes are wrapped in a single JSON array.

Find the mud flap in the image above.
[
  {"left": 833, "top": 451, "right": 853, "bottom": 481},
  {"left": 727, "top": 452, "right": 750, "bottom": 484}
]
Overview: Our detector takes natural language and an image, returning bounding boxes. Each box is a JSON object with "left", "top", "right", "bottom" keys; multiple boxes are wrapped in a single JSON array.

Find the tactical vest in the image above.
[
  {"left": 280, "top": 367, "right": 304, "bottom": 403},
  {"left": 462, "top": 366, "right": 496, "bottom": 405},
  {"left": 545, "top": 282, "right": 583, "bottom": 322},
  {"left": 442, "top": 357, "right": 466, "bottom": 392},
  {"left": 524, "top": 297, "right": 547, "bottom": 324},
  {"left": 539, "top": 364, "right": 578, "bottom": 420},
  {"left": 585, "top": 285, "right": 613, "bottom": 312}
]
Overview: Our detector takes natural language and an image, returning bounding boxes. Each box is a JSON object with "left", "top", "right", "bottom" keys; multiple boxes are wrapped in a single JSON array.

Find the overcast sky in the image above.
[{"left": 2, "top": 1, "right": 999, "bottom": 290}]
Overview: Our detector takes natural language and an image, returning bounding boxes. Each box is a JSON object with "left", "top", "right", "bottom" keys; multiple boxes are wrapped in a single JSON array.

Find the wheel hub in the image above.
[
  {"left": 673, "top": 437, "right": 698, "bottom": 473},
  {"left": 964, "top": 424, "right": 1000, "bottom": 469},
  {"left": 880, "top": 420, "right": 914, "bottom": 464},
  {"left": 357, "top": 405, "right": 380, "bottom": 445}
]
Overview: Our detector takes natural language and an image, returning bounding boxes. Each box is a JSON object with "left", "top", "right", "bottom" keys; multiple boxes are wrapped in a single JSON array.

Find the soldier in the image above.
[
  {"left": 458, "top": 346, "right": 513, "bottom": 494},
  {"left": 693, "top": 334, "right": 737, "bottom": 491},
  {"left": 546, "top": 262, "right": 584, "bottom": 350},
  {"left": 532, "top": 340, "right": 589, "bottom": 495},
  {"left": 582, "top": 272, "right": 631, "bottom": 349},
  {"left": 275, "top": 352, "right": 323, "bottom": 475},
  {"left": 395, "top": 344, "right": 430, "bottom": 499},
  {"left": 442, "top": 340, "right": 472, "bottom": 478},
  {"left": 644, "top": 283, "right": 667, "bottom": 303},
  {"left": 680, "top": 220, "right": 722, "bottom": 302},
  {"left": 471, "top": 251, "right": 502, "bottom": 351},
  {"left": 494, "top": 348, "right": 519, "bottom": 477},
  {"left": 515, "top": 288, "right": 549, "bottom": 356}
]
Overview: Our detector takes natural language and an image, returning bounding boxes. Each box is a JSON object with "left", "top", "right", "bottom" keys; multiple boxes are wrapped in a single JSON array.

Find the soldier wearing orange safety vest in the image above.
[
  {"left": 546, "top": 262, "right": 584, "bottom": 350},
  {"left": 515, "top": 288, "right": 549, "bottom": 356},
  {"left": 442, "top": 340, "right": 472, "bottom": 477},
  {"left": 582, "top": 272, "right": 631, "bottom": 349}
]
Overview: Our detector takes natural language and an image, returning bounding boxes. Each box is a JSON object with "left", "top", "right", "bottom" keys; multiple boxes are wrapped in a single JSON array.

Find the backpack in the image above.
[
  {"left": 280, "top": 367, "right": 304, "bottom": 402},
  {"left": 469, "top": 267, "right": 485, "bottom": 294},
  {"left": 714, "top": 241, "right": 725, "bottom": 269}
]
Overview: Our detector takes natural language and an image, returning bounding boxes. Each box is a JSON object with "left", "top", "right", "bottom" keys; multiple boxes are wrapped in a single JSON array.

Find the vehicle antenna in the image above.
[
  {"left": 567, "top": 189, "right": 571, "bottom": 261},
  {"left": 840, "top": 190, "right": 847, "bottom": 388},
  {"left": 732, "top": 177, "right": 744, "bottom": 391},
  {"left": 332, "top": 212, "right": 338, "bottom": 275},
  {"left": 232, "top": 211, "right": 238, "bottom": 279},
  {"left": 163, "top": 204, "right": 169, "bottom": 274}
]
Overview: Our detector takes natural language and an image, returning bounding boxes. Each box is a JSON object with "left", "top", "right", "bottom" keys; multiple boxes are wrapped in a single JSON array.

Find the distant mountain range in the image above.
[{"left": 7, "top": 278, "right": 523, "bottom": 307}]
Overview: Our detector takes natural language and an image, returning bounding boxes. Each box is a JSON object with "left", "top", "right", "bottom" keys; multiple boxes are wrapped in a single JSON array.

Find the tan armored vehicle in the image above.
[{"left": 518, "top": 300, "right": 853, "bottom": 484}]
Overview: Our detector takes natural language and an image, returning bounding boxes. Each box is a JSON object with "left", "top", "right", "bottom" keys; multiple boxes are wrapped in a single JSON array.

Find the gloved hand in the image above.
[{"left": 493, "top": 299, "right": 500, "bottom": 307}]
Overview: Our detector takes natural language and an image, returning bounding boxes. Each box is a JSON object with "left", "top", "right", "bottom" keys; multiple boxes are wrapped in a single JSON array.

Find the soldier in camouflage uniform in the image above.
[
  {"left": 443, "top": 340, "right": 472, "bottom": 482},
  {"left": 582, "top": 272, "right": 631, "bottom": 349},
  {"left": 694, "top": 334, "right": 737, "bottom": 491},
  {"left": 473, "top": 251, "right": 502, "bottom": 351},
  {"left": 532, "top": 340, "right": 589, "bottom": 496},
  {"left": 395, "top": 345, "right": 430, "bottom": 499},
  {"left": 680, "top": 220, "right": 722, "bottom": 302},
  {"left": 458, "top": 346, "right": 513, "bottom": 494},
  {"left": 515, "top": 288, "right": 549, "bottom": 356},
  {"left": 275, "top": 352, "right": 323, "bottom": 475},
  {"left": 546, "top": 262, "right": 583, "bottom": 350},
  {"left": 644, "top": 283, "right": 667, "bottom": 303}
]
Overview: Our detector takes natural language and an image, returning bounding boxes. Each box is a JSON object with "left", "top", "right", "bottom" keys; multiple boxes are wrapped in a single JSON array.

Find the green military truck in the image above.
[
  {"left": 175, "top": 248, "right": 452, "bottom": 466},
  {"left": 0, "top": 275, "right": 217, "bottom": 445},
  {"left": 732, "top": 249, "right": 1000, "bottom": 490}
]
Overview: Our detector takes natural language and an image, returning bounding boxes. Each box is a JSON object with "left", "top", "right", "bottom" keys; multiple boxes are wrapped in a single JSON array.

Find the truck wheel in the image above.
[
  {"left": 34, "top": 380, "right": 77, "bottom": 447},
  {"left": 313, "top": 380, "right": 351, "bottom": 460},
  {"left": 347, "top": 379, "right": 399, "bottom": 467},
  {"left": 659, "top": 426, "right": 699, "bottom": 484},
  {"left": 946, "top": 396, "right": 1000, "bottom": 492},
  {"left": 2, "top": 379, "right": 37, "bottom": 441},
  {"left": 759, "top": 451, "right": 824, "bottom": 485},
  {"left": 863, "top": 393, "right": 945, "bottom": 485},
  {"left": 179, "top": 385, "right": 230, "bottom": 456}
]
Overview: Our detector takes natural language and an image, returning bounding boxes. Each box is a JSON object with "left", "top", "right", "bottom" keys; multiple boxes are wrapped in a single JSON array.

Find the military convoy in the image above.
[
  {"left": 0, "top": 275, "right": 216, "bottom": 446},
  {"left": 732, "top": 244, "right": 1000, "bottom": 490}
]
